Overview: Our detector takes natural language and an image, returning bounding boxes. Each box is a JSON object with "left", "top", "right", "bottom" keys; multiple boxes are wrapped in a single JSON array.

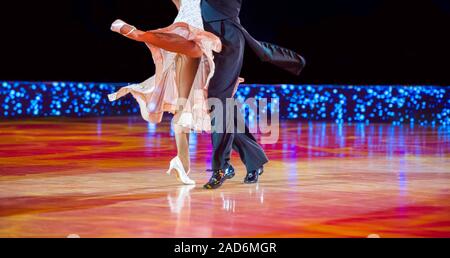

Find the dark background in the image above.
[{"left": 1, "top": 0, "right": 449, "bottom": 85}]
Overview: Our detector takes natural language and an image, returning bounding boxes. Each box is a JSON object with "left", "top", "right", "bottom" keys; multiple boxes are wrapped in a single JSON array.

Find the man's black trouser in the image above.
[{"left": 204, "top": 20, "right": 268, "bottom": 172}]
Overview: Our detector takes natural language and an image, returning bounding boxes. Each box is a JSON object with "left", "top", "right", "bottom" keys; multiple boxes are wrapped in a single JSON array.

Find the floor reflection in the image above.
[
  {"left": 0, "top": 117, "right": 449, "bottom": 237},
  {"left": 167, "top": 185, "right": 195, "bottom": 215}
]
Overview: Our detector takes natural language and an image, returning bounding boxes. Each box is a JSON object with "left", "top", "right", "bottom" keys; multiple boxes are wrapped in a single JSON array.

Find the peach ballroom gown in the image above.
[{"left": 108, "top": 0, "right": 241, "bottom": 132}]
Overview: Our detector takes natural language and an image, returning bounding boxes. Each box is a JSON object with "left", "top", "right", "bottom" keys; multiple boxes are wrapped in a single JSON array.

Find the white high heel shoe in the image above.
[
  {"left": 167, "top": 157, "right": 196, "bottom": 185},
  {"left": 111, "top": 19, "right": 136, "bottom": 36}
]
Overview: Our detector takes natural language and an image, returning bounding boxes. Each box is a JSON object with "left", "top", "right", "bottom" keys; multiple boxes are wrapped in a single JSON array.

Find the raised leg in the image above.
[{"left": 111, "top": 19, "right": 203, "bottom": 58}]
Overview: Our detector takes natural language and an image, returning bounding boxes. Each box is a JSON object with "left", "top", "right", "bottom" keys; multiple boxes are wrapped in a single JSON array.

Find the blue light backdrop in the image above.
[{"left": 1, "top": 81, "right": 449, "bottom": 126}]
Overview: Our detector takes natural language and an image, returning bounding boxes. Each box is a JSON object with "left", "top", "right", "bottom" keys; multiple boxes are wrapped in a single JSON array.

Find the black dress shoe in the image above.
[
  {"left": 204, "top": 169, "right": 227, "bottom": 189},
  {"left": 244, "top": 167, "right": 264, "bottom": 184},
  {"left": 224, "top": 165, "right": 235, "bottom": 179}
]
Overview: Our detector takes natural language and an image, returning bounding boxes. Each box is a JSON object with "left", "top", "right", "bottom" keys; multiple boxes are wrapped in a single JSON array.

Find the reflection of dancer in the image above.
[
  {"left": 108, "top": 0, "right": 223, "bottom": 185},
  {"left": 167, "top": 185, "right": 196, "bottom": 214},
  {"left": 201, "top": 0, "right": 306, "bottom": 189}
]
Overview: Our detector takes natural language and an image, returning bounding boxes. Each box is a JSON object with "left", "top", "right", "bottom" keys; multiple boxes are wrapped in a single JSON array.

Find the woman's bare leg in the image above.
[
  {"left": 173, "top": 55, "right": 200, "bottom": 173},
  {"left": 113, "top": 21, "right": 202, "bottom": 58}
]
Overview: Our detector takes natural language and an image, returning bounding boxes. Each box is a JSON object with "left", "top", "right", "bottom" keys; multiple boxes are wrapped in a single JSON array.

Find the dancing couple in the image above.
[{"left": 109, "top": 0, "right": 305, "bottom": 189}]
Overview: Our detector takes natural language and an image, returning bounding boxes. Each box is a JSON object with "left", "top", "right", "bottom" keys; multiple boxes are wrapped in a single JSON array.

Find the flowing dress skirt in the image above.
[{"left": 108, "top": 22, "right": 237, "bottom": 132}]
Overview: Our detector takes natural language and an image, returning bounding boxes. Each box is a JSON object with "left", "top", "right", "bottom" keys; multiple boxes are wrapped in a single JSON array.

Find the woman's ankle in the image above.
[{"left": 178, "top": 156, "right": 190, "bottom": 172}]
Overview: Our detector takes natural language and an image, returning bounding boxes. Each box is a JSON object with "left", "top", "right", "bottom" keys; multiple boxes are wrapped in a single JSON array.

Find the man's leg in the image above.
[
  {"left": 205, "top": 20, "right": 246, "bottom": 171},
  {"left": 232, "top": 130, "right": 269, "bottom": 173},
  {"left": 232, "top": 111, "right": 268, "bottom": 184},
  {"left": 203, "top": 21, "right": 268, "bottom": 188}
]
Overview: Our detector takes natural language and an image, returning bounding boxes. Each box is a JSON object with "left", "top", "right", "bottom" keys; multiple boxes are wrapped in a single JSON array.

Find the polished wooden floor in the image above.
[{"left": 0, "top": 117, "right": 449, "bottom": 238}]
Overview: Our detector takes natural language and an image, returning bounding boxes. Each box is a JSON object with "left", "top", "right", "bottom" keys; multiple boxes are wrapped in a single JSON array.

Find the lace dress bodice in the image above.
[{"left": 174, "top": 0, "right": 204, "bottom": 29}]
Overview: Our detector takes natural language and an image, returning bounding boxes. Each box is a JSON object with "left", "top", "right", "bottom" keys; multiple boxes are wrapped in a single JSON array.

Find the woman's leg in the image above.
[
  {"left": 114, "top": 22, "right": 203, "bottom": 58},
  {"left": 173, "top": 55, "right": 201, "bottom": 173}
]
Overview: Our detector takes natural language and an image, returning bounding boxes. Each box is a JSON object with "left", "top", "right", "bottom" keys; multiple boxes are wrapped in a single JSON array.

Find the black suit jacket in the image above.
[{"left": 201, "top": 0, "right": 305, "bottom": 76}]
